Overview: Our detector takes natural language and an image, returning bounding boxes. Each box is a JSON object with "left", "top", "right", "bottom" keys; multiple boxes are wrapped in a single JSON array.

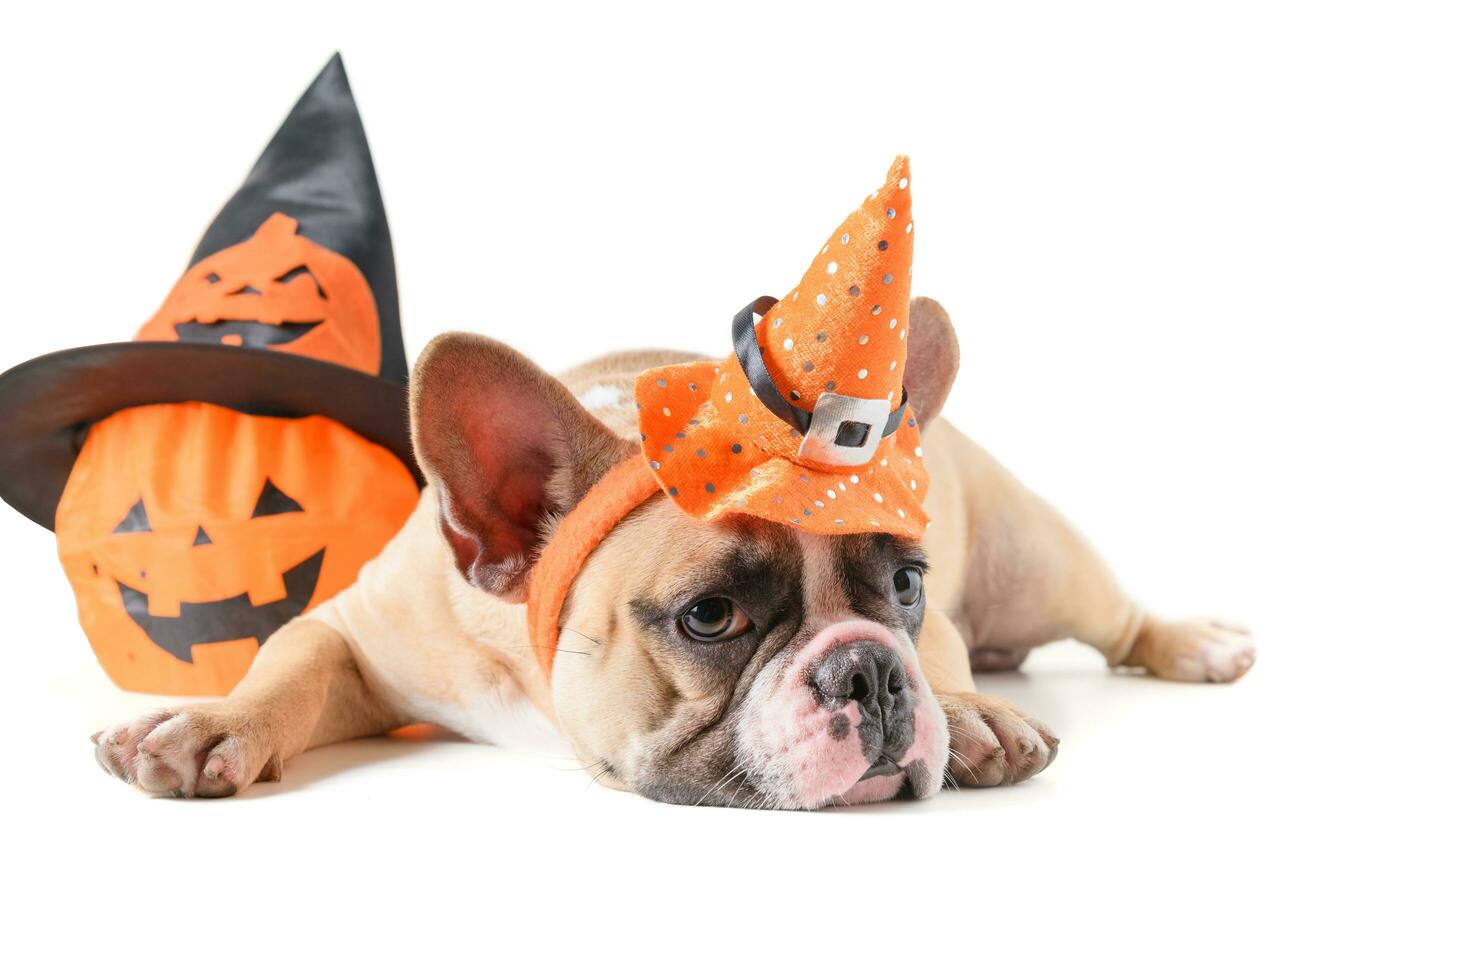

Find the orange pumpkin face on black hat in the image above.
[
  {"left": 136, "top": 212, "right": 382, "bottom": 374},
  {"left": 0, "top": 54, "right": 420, "bottom": 695}
]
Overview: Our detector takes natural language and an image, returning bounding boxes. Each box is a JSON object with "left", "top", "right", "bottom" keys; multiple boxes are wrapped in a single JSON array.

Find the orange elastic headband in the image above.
[{"left": 524, "top": 453, "right": 660, "bottom": 676}]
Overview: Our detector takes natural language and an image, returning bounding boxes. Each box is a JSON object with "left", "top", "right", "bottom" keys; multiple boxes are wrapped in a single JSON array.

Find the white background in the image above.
[{"left": 1, "top": 2, "right": 1464, "bottom": 975}]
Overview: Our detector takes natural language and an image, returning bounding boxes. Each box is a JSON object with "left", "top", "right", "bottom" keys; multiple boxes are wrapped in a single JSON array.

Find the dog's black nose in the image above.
[{"left": 811, "top": 641, "right": 914, "bottom": 756}]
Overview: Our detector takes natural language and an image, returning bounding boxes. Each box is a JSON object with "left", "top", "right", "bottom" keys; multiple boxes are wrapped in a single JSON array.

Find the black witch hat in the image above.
[{"left": 0, "top": 54, "right": 418, "bottom": 530}]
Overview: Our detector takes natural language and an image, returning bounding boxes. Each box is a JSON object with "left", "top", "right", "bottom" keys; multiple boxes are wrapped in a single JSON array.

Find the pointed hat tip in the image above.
[
  {"left": 882, "top": 155, "right": 911, "bottom": 197},
  {"left": 310, "top": 52, "right": 349, "bottom": 89}
]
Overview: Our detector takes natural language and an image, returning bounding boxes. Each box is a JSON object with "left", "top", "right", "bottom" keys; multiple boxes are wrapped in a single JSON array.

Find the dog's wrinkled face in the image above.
[
  {"left": 408, "top": 301, "right": 961, "bottom": 809},
  {"left": 551, "top": 501, "right": 950, "bottom": 808}
]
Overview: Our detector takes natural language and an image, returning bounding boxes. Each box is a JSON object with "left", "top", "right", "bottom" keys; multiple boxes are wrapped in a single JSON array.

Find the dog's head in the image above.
[{"left": 410, "top": 299, "right": 960, "bottom": 809}]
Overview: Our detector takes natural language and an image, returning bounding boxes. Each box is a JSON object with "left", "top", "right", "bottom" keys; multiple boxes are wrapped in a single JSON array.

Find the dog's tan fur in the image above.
[{"left": 93, "top": 298, "right": 1254, "bottom": 803}]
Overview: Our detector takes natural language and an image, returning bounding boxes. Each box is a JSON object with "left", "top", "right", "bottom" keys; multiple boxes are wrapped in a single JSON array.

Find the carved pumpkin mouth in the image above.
[
  {"left": 115, "top": 548, "right": 324, "bottom": 664},
  {"left": 173, "top": 319, "right": 324, "bottom": 349}
]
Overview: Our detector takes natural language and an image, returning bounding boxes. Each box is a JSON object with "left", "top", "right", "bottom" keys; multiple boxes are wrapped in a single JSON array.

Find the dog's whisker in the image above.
[
  {"left": 582, "top": 759, "right": 616, "bottom": 790},
  {"left": 695, "top": 764, "right": 743, "bottom": 807},
  {"left": 502, "top": 644, "right": 595, "bottom": 658},
  {"left": 946, "top": 726, "right": 996, "bottom": 753},
  {"left": 715, "top": 767, "right": 750, "bottom": 805},
  {"left": 945, "top": 727, "right": 983, "bottom": 750},
  {"left": 947, "top": 747, "right": 982, "bottom": 785}
]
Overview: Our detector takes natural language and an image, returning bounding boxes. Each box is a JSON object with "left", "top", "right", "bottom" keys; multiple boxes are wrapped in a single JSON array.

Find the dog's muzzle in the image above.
[{"left": 809, "top": 639, "right": 916, "bottom": 774}]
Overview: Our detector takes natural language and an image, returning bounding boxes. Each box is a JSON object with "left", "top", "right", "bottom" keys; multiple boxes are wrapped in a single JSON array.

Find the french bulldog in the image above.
[{"left": 90, "top": 298, "right": 1255, "bottom": 808}]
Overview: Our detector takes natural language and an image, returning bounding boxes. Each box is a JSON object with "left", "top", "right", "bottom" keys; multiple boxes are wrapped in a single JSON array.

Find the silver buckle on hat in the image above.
[{"left": 796, "top": 392, "right": 893, "bottom": 467}]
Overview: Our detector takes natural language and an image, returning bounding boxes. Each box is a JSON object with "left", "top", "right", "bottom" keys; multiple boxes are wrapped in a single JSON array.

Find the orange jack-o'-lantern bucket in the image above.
[
  {"left": 0, "top": 54, "right": 421, "bottom": 695},
  {"left": 56, "top": 404, "right": 417, "bottom": 694}
]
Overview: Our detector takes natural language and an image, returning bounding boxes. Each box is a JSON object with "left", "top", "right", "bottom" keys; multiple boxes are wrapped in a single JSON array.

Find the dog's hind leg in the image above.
[
  {"left": 92, "top": 617, "right": 405, "bottom": 797},
  {"left": 925, "top": 420, "right": 1255, "bottom": 683},
  {"left": 969, "top": 647, "right": 1031, "bottom": 672}
]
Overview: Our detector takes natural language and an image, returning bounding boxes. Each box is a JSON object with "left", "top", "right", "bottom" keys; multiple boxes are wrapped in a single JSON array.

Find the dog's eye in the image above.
[
  {"left": 678, "top": 597, "right": 751, "bottom": 642},
  {"left": 893, "top": 567, "right": 924, "bottom": 607}
]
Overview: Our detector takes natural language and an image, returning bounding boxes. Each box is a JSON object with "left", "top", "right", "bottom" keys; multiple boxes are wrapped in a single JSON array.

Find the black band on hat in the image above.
[{"left": 731, "top": 297, "right": 906, "bottom": 438}]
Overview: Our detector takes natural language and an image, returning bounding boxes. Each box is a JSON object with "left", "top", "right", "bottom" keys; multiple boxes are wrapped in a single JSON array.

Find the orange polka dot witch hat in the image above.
[{"left": 634, "top": 156, "right": 929, "bottom": 538}]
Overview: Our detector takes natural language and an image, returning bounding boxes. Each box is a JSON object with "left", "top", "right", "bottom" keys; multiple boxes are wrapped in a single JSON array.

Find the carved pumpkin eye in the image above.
[
  {"left": 133, "top": 214, "right": 382, "bottom": 375},
  {"left": 251, "top": 479, "right": 304, "bottom": 518},
  {"left": 275, "top": 265, "right": 326, "bottom": 298},
  {"left": 112, "top": 498, "right": 151, "bottom": 534}
]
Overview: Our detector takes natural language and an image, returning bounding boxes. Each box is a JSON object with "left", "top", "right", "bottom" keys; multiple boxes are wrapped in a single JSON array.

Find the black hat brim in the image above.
[{"left": 0, "top": 343, "right": 421, "bottom": 530}]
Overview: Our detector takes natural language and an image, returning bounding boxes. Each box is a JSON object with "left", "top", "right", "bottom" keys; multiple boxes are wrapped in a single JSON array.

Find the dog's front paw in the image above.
[
  {"left": 1126, "top": 617, "right": 1256, "bottom": 683},
  {"left": 92, "top": 707, "right": 282, "bottom": 798},
  {"left": 937, "top": 692, "right": 1058, "bottom": 788}
]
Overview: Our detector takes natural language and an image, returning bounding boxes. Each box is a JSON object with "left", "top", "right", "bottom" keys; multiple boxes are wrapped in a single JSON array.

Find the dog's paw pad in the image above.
[
  {"left": 938, "top": 693, "right": 1058, "bottom": 788},
  {"left": 92, "top": 710, "right": 266, "bottom": 798}
]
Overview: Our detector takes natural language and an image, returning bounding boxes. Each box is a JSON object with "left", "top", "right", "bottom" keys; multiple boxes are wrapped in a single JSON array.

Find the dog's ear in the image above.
[
  {"left": 903, "top": 297, "right": 961, "bottom": 430},
  {"left": 411, "top": 333, "right": 633, "bottom": 601}
]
